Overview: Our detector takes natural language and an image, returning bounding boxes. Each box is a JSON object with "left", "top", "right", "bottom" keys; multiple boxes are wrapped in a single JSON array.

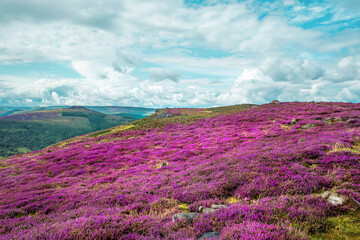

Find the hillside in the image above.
[
  {"left": 0, "top": 106, "right": 155, "bottom": 118},
  {"left": 0, "top": 106, "right": 138, "bottom": 158},
  {"left": 0, "top": 102, "right": 359, "bottom": 239}
]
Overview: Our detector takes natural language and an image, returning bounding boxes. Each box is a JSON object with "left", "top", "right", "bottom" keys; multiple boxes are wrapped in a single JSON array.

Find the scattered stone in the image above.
[
  {"left": 323, "top": 117, "right": 349, "bottom": 123},
  {"left": 155, "top": 112, "right": 176, "bottom": 119},
  {"left": 172, "top": 213, "right": 199, "bottom": 223},
  {"left": 300, "top": 123, "right": 315, "bottom": 129},
  {"left": 203, "top": 208, "right": 216, "bottom": 214},
  {"left": 291, "top": 118, "right": 298, "bottom": 125},
  {"left": 321, "top": 191, "right": 360, "bottom": 209},
  {"left": 210, "top": 204, "right": 228, "bottom": 210},
  {"left": 321, "top": 191, "right": 331, "bottom": 199},
  {"left": 198, "top": 232, "right": 220, "bottom": 239},
  {"left": 272, "top": 100, "right": 280, "bottom": 104},
  {"left": 156, "top": 161, "right": 169, "bottom": 169},
  {"left": 199, "top": 204, "right": 228, "bottom": 214}
]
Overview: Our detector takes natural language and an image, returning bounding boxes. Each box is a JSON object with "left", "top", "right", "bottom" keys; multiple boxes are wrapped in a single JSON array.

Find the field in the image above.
[{"left": 0, "top": 102, "right": 359, "bottom": 239}]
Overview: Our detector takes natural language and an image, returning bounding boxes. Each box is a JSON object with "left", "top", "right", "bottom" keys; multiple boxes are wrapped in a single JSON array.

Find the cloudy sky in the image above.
[{"left": 0, "top": 0, "right": 359, "bottom": 107}]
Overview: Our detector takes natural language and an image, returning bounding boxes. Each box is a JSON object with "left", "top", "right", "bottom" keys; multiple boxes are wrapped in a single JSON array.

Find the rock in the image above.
[
  {"left": 156, "top": 161, "right": 169, "bottom": 169},
  {"left": 321, "top": 191, "right": 331, "bottom": 199},
  {"left": 323, "top": 117, "right": 349, "bottom": 123},
  {"left": 155, "top": 112, "right": 176, "bottom": 119},
  {"left": 300, "top": 123, "right": 315, "bottom": 129},
  {"left": 199, "top": 204, "right": 228, "bottom": 214},
  {"left": 272, "top": 100, "right": 280, "bottom": 104},
  {"left": 172, "top": 213, "right": 199, "bottom": 223},
  {"left": 321, "top": 191, "right": 360, "bottom": 209},
  {"left": 202, "top": 208, "right": 217, "bottom": 214},
  {"left": 210, "top": 204, "right": 228, "bottom": 210},
  {"left": 291, "top": 118, "right": 298, "bottom": 125},
  {"left": 327, "top": 193, "right": 349, "bottom": 206},
  {"left": 198, "top": 232, "right": 220, "bottom": 239}
]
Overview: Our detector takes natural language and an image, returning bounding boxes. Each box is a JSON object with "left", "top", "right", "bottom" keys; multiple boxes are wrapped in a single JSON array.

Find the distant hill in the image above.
[
  {"left": 0, "top": 106, "right": 145, "bottom": 158},
  {"left": 0, "top": 106, "right": 155, "bottom": 117}
]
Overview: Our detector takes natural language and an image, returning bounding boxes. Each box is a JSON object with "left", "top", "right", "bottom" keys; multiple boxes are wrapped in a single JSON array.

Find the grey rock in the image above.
[
  {"left": 156, "top": 161, "right": 169, "bottom": 168},
  {"left": 210, "top": 204, "right": 228, "bottom": 209},
  {"left": 155, "top": 112, "right": 175, "bottom": 119},
  {"left": 321, "top": 191, "right": 360, "bottom": 209},
  {"left": 198, "top": 232, "right": 220, "bottom": 239},
  {"left": 300, "top": 123, "right": 315, "bottom": 129},
  {"left": 291, "top": 118, "right": 298, "bottom": 125},
  {"left": 172, "top": 212, "right": 199, "bottom": 223},
  {"left": 202, "top": 208, "right": 217, "bottom": 214},
  {"left": 321, "top": 191, "right": 331, "bottom": 199},
  {"left": 327, "top": 192, "right": 349, "bottom": 206},
  {"left": 199, "top": 204, "right": 228, "bottom": 213},
  {"left": 272, "top": 100, "right": 280, "bottom": 104}
]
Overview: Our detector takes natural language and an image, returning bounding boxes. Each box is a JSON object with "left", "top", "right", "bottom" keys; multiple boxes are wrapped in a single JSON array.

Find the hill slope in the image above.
[
  {"left": 0, "top": 102, "right": 359, "bottom": 239},
  {"left": 0, "top": 106, "right": 137, "bottom": 158},
  {"left": 0, "top": 106, "right": 155, "bottom": 118}
]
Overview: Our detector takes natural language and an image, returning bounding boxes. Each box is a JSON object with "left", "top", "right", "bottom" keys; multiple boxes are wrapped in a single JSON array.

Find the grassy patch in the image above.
[
  {"left": 312, "top": 211, "right": 360, "bottom": 240},
  {"left": 226, "top": 197, "right": 240, "bottom": 204},
  {"left": 178, "top": 203, "right": 190, "bottom": 212},
  {"left": 17, "top": 147, "right": 31, "bottom": 154},
  {"left": 329, "top": 141, "right": 360, "bottom": 155}
]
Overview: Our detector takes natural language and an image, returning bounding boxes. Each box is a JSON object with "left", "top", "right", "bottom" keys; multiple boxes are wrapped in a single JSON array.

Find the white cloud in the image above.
[
  {"left": 148, "top": 68, "right": 182, "bottom": 82},
  {"left": 0, "top": 0, "right": 359, "bottom": 107}
]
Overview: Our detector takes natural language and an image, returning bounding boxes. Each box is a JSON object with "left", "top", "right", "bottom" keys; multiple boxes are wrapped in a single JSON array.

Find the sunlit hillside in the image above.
[{"left": 0, "top": 102, "right": 359, "bottom": 239}]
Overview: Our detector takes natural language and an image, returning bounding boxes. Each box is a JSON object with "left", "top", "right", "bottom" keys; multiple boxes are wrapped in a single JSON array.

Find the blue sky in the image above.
[{"left": 0, "top": 0, "right": 359, "bottom": 107}]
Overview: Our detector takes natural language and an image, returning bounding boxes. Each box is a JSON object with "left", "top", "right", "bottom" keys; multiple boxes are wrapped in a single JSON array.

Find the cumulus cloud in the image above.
[
  {"left": 0, "top": 0, "right": 359, "bottom": 107},
  {"left": 260, "top": 58, "right": 325, "bottom": 82}
]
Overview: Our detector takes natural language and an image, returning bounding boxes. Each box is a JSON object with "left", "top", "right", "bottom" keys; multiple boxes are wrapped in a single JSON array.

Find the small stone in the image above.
[
  {"left": 321, "top": 191, "right": 360, "bottom": 209},
  {"left": 198, "top": 232, "right": 220, "bottom": 239},
  {"left": 210, "top": 204, "right": 228, "bottom": 209},
  {"left": 155, "top": 112, "right": 175, "bottom": 119},
  {"left": 202, "top": 208, "right": 216, "bottom": 214},
  {"left": 291, "top": 118, "right": 298, "bottom": 125},
  {"left": 300, "top": 123, "right": 315, "bottom": 129},
  {"left": 172, "top": 213, "right": 199, "bottom": 223},
  {"left": 327, "top": 192, "right": 349, "bottom": 206},
  {"left": 155, "top": 161, "right": 170, "bottom": 169},
  {"left": 321, "top": 191, "right": 331, "bottom": 199},
  {"left": 199, "top": 206, "right": 203, "bottom": 212}
]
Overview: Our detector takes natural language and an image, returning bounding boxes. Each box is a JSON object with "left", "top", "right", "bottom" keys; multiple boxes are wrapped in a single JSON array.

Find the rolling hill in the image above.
[
  {"left": 0, "top": 106, "right": 145, "bottom": 158},
  {"left": 0, "top": 106, "right": 155, "bottom": 118},
  {"left": 0, "top": 102, "right": 359, "bottom": 239}
]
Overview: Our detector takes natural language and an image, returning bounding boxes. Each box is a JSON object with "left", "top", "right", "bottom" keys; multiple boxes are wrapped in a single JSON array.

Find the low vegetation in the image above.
[{"left": 0, "top": 102, "right": 359, "bottom": 239}]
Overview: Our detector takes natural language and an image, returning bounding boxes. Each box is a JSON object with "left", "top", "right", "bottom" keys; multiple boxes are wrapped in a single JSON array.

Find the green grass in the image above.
[
  {"left": 312, "top": 211, "right": 360, "bottom": 240},
  {"left": 127, "top": 104, "right": 256, "bottom": 132},
  {"left": 178, "top": 203, "right": 189, "bottom": 212},
  {"left": 207, "top": 104, "right": 257, "bottom": 113},
  {"left": 17, "top": 147, "right": 31, "bottom": 154}
]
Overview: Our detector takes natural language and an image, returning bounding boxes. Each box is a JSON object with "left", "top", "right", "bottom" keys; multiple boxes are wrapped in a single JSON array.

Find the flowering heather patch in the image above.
[{"left": 0, "top": 102, "right": 359, "bottom": 239}]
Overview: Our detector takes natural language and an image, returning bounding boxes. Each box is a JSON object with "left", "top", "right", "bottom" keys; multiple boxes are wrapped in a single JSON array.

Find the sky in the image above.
[{"left": 0, "top": 0, "right": 360, "bottom": 108}]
